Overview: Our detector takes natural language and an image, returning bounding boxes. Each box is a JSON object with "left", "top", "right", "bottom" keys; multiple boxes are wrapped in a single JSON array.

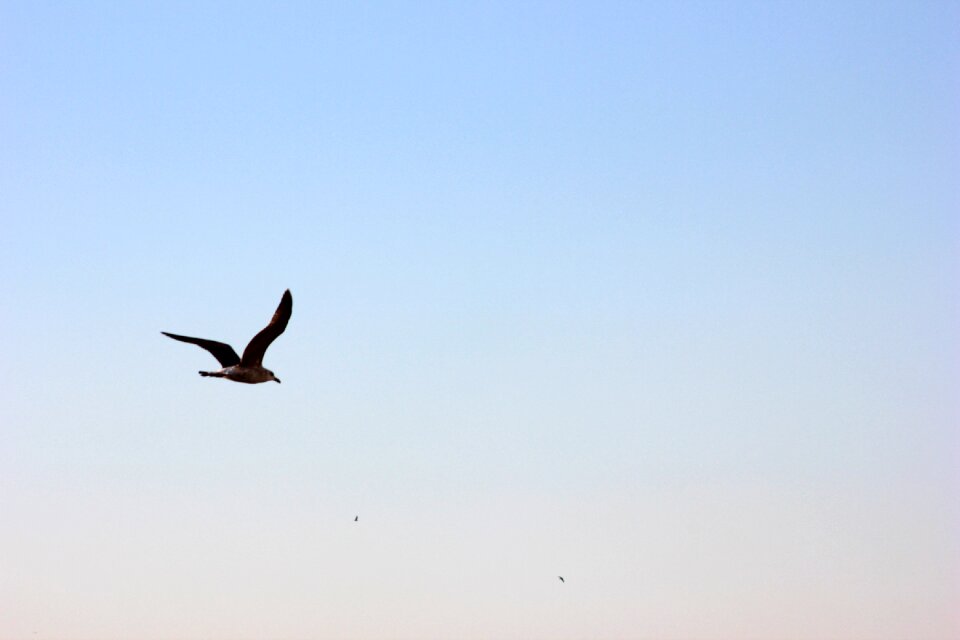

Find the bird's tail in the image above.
[{"left": 199, "top": 370, "right": 224, "bottom": 378}]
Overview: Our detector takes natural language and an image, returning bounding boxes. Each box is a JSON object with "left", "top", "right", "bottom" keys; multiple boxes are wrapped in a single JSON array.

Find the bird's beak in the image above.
[{"left": 274, "top": 378, "right": 281, "bottom": 384}]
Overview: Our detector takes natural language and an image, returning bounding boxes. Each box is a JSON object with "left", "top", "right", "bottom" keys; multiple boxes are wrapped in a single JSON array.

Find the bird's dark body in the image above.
[{"left": 198, "top": 365, "right": 277, "bottom": 384}]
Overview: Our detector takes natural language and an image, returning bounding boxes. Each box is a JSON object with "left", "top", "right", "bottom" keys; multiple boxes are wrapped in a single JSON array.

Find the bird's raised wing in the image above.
[
  {"left": 241, "top": 289, "right": 292, "bottom": 366},
  {"left": 162, "top": 332, "right": 241, "bottom": 367}
]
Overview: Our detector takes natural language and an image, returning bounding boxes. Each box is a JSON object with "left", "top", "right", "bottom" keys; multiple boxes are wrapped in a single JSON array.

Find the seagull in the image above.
[
  {"left": 163, "top": 289, "right": 292, "bottom": 384},
  {"left": 558, "top": 576, "right": 565, "bottom": 583}
]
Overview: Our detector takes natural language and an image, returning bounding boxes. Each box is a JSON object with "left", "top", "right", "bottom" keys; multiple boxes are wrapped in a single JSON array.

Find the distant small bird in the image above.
[
  {"left": 354, "top": 515, "right": 359, "bottom": 522},
  {"left": 558, "top": 576, "right": 565, "bottom": 583},
  {"left": 163, "top": 289, "right": 292, "bottom": 384}
]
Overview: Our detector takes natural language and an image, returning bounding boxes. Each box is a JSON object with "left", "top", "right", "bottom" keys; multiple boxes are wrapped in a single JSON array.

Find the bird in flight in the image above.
[
  {"left": 354, "top": 515, "right": 359, "bottom": 522},
  {"left": 163, "top": 289, "right": 292, "bottom": 384},
  {"left": 558, "top": 576, "right": 565, "bottom": 583}
]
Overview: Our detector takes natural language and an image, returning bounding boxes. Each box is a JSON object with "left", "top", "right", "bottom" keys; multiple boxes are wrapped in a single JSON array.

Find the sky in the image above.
[{"left": 1, "top": 1, "right": 958, "bottom": 638}]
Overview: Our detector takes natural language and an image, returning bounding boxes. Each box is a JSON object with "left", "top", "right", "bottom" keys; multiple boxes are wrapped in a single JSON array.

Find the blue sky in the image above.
[{"left": 2, "top": 2, "right": 958, "bottom": 638}]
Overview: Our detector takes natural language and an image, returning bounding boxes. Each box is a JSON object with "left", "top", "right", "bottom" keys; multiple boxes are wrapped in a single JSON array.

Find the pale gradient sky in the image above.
[{"left": 1, "top": 2, "right": 958, "bottom": 639}]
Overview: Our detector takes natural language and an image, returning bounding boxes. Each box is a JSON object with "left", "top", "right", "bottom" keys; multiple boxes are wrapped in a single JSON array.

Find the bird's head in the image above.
[{"left": 266, "top": 369, "right": 281, "bottom": 383}]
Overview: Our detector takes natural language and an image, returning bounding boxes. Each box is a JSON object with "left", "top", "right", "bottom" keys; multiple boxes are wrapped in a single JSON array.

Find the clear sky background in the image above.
[{"left": 1, "top": 2, "right": 958, "bottom": 639}]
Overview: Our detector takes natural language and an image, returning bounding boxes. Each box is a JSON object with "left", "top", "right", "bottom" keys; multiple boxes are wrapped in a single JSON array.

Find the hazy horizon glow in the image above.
[{"left": 1, "top": 2, "right": 958, "bottom": 639}]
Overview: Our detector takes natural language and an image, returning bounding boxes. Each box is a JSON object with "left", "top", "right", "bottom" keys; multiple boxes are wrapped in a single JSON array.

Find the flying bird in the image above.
[
  {"left": 163, "top": 289, "right": 292, "bottom": 384},
  {"left": 354, "top": 516, "right": 359, "bottom": 522},
  {"left": 558, "top": 576, "right": 565, "bottom": 583}
]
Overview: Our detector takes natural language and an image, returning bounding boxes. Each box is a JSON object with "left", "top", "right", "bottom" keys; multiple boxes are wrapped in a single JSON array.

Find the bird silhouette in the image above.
[
  {"left": 558, "top": 576, "right": 565, "bottom": 583},
  {"left": 354, "top": 515, "right": 359, "bottom": 522},
  {"left": 163, "top": 289, "right": 292, "bottom": 384}
]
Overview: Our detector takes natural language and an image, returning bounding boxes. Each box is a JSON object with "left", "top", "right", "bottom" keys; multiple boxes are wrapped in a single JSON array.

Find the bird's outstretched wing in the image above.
[
  {"left": 162, "top": 332, "right": 241, "bottom": 367},
  {"left": 241, "top": 289, "right": 293, "bottom": 366}
]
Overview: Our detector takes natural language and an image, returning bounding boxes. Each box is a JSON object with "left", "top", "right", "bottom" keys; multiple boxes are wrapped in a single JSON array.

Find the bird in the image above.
[
  {"left": 162, "top": 289, "right": 292, "bottom": 384},
  {"left": 354, "top": 515, "right": 359, "bottom": 522},
  {"left": 558, "top": 576, "right": 565, "bottom": 583}
]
